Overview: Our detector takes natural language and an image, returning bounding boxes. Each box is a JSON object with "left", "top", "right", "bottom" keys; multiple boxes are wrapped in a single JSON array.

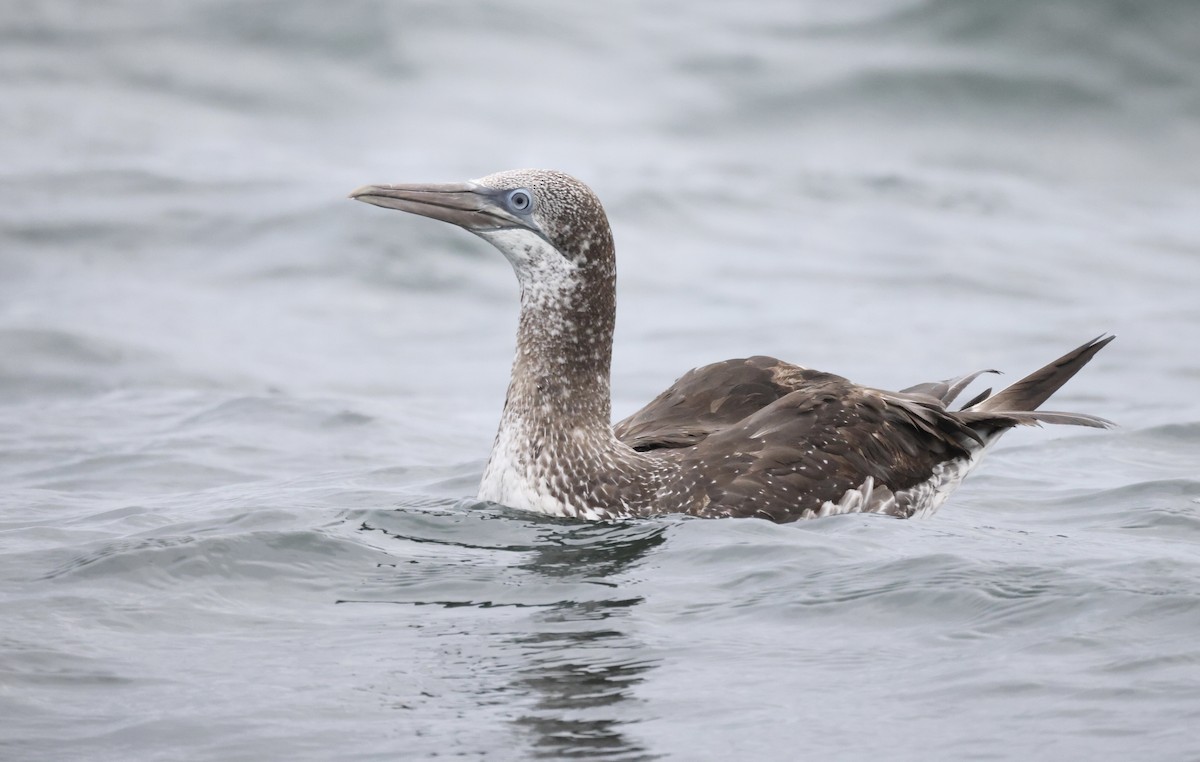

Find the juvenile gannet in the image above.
[{"left": 351, "top": 169, "right": 1112, "bottom": 522}]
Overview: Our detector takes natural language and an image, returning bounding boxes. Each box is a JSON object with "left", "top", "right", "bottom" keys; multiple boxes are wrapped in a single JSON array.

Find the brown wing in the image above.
[
  {"left": 620, "top": 338, "right": 1113, "bottom": 522},
  {"left": 657, "top": 376, "right": 985, "bottom": 522},
  {"left": 614, "top": 356, "right": 831, "bottom": 451}
]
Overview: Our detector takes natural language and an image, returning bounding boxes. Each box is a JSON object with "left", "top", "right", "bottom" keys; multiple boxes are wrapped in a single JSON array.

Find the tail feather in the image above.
[
  {"left": 901, "top": 368, "right": 999, "bottom": 406},
  {"left": 966, "top": 334, "right": 1115, "bottom": 427},
  {"left": 958, "top": 409, "right": 1114, "bottom": 429}
]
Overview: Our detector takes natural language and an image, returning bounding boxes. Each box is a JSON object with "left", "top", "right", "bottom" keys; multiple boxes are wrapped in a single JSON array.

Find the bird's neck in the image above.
[
  {"left": 479, "top": 261, "right": 659, "bottom": 516},
  {"left": 502, "top": 268, "right": 616, "bottom": 435},
  {"left": 476, "top": 229, "right": 668, "bottom": 518}
]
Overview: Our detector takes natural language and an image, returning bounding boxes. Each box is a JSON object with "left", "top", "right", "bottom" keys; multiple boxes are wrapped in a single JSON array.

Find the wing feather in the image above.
[
  {"left": 620, "top": 337, "right": 1113, "bottom": 522},
  {"left": 657, "top": 377, "right": 980, "bottom": 521},
  {"left": 614, "top": 356, "right": 830, "bottom": 451}
]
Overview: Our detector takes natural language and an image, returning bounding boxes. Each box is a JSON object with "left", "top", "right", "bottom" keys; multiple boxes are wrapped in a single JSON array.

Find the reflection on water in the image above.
[
  {"left": 514, "top": 615, "right": 659, "bottom": 761},
  {"left": 512, "top": 521, "right": 667, "bottom": 760},
  {"left": 348, "top": 506, "right": 668, "bottom": 760},
  {"left": 519, "top": 519, "right": 670, "bottom": 580}
]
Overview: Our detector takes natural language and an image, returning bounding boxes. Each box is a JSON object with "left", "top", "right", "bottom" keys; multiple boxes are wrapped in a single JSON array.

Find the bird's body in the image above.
[{"left": 351, "top": 169, "right": 1112, "bottom": 523}]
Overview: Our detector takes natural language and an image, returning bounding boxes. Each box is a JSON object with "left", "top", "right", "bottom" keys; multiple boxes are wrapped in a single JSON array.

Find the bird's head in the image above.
[{"left": 351, "top": 169, "right": 615, "bottom": 301}]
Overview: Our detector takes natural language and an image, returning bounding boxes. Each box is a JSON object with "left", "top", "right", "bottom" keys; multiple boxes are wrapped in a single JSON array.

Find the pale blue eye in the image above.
[{"left": 506, "top": 189, "right": 533, "bottom": 214}]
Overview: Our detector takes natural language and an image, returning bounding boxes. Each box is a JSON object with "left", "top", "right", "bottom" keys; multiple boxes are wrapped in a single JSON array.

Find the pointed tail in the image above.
[{"left": 962, "top": 335, "right": 1115, "bottom": 429}]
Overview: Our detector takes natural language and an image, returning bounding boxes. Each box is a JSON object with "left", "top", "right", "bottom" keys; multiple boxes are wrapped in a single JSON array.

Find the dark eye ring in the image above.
[{"left": 506, "top": 189, "right": 533, "bottom": 213}]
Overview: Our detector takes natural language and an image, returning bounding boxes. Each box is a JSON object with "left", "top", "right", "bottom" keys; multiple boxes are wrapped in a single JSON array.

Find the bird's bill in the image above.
[{"left": 349, "top": 182, "right": 521, "bottom": 231}]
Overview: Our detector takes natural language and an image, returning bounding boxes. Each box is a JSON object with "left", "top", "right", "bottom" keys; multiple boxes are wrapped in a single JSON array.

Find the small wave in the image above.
[
  {"left": 0, "top": 328, "right": 173, "bottom": 398},
  {"left": 43, "top": 526, "right": 388, "bottom": 599}
]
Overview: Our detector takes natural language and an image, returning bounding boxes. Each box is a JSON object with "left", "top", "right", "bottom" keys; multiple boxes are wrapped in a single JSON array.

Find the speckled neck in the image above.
[
  {"left": 507, "top": 257, "right": 615, "bottom": 431},
  {"left": 476, "top": 222, "right": 668, "bottom": 518}
]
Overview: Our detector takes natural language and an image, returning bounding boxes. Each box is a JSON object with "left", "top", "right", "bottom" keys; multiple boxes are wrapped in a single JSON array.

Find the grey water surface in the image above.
[{"left": 3, "top": 2, "right": 1200, "bottom": 760}]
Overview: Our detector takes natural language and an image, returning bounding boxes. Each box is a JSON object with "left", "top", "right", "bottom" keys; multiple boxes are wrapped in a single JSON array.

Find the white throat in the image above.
[{"left": 477, "top": 228, "right": 582, "bottom": 311}]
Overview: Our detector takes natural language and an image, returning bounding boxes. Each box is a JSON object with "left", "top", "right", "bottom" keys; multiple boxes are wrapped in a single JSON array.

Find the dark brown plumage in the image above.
[
  {"left": 615, "top": 338, "right": 1112, "bottom": 521},
  {"left": 351, "top": 169, "right": 1113, "bottom": 522}
]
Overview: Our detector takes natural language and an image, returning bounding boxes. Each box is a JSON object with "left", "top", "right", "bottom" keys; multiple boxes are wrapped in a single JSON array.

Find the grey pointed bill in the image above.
[{"left": 349, "top": 181, "right": 521, "bottom": 232}]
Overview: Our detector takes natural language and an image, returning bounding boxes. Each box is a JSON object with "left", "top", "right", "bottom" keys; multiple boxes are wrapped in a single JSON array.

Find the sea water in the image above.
[{"left": 2, "top": 2, "right": 1199, "bottom": 759}]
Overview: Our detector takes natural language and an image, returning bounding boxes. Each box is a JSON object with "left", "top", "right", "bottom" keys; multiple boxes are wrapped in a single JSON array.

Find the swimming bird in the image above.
[{"left": 350, "top": 169, "right": 1112, "bottom": 522}]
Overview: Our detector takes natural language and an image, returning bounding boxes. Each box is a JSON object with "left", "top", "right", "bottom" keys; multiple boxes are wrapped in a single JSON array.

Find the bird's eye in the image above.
[{"left": 506, "top": 189, "right": 533, "bottom": 213}]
